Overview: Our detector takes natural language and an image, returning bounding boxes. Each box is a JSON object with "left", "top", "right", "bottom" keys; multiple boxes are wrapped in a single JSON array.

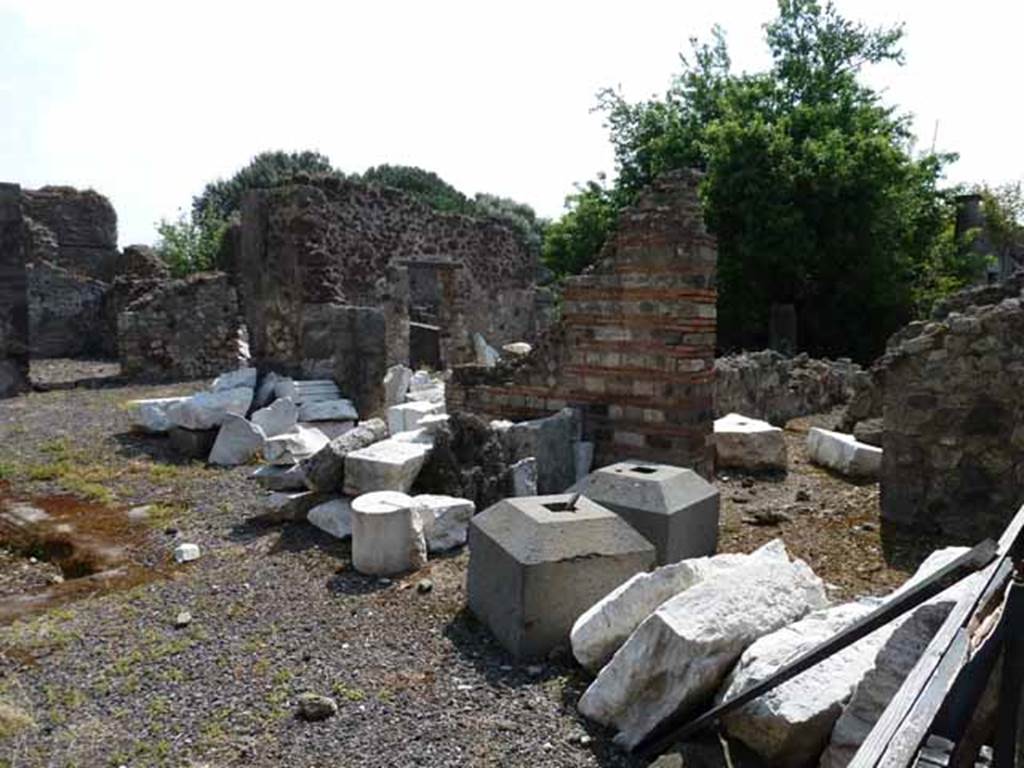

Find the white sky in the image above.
[{"left": 1, "top": 0, "right": 1021, "bottom": 246}]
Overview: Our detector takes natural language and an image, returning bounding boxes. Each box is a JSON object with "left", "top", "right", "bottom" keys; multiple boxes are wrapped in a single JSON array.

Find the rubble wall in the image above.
[
  {"left": 714, "top": 350, "right": 862, "bottom": 425},
  {"left": 20, "top": 186, "right": 118, "bottom": 281},
  {"left": 117, "top": 272, "right": 245, "bottom": 380},
  {"left": 880, "top": 273, "right": 1024, "bottom": 541},
  {"left": 26, "top": 260, "right": 107, "bottom": 357},
  {"left": 448, "top": 170, "right": 717, "bottom": 477},
  {"left": 237, "top": 175, "right": 544, "bottom": 369},
  {"left": 0, "top": 183, "right": 30, "bottom": 397}
]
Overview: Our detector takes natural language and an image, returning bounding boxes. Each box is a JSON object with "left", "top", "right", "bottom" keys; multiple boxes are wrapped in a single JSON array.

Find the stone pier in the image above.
[{"left": 0, "top": 183, "right": 30, "bottom": 397}]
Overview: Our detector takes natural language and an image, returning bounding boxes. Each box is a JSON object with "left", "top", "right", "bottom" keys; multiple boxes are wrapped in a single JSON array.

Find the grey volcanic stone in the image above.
[
  {"left": 169, "top": 427, "right": 217, "bottom": 460},
  {"left": 578, "top": 460, "right": 720, "bottom": 564},
  {"left": 467, "top": 494, "right": 655, "bottom": 660},
  {"left": 0, "top": 183, "right": 30, "bottom": 398},
  {"left": 500, "top": 408, "right": 581, "bottom": 494},
  {"left": 301, "top": 417, "right": 388, "bottom": 493}
]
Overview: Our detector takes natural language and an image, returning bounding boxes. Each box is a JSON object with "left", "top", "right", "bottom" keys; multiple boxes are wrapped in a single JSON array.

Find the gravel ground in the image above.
[{"left": 0, "top": 361, "right": 937, "bottom": 767}]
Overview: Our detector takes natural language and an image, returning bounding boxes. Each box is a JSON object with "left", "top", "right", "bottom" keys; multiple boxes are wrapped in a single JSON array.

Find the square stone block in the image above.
[
  {"left": 343, "top": 439, "right": 431, "bottom": 495},
  {"left": 468, "top": 494, "right": 655, "bottom": 660},
  {"left": 579, "top": 460, "right": 720, "bottom": 564}
]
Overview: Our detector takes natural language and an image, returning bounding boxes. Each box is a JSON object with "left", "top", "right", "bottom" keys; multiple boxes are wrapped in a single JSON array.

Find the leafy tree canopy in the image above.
[
  {"left": 192, "top": 150, "right": 338, "bottom": 222},
  {"left": 545, "top": 0, "right": 981, "bottom": 362},
  {"left": 360, "top": 164, "right": 546, "bottom": 254}
]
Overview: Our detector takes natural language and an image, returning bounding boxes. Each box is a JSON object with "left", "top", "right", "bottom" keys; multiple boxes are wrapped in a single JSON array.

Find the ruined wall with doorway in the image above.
[
  {"left": 117, "top": 272, "right": 247, "bottom": 381},
  {"left": 236, "top": 174, "right": 548, "bottom": 372},
  {"left": 448, "top": 170, "right": 717, "bottom": 477},
  {"left": 880, "top": 271, "right": 1024, "bottom": 541}
]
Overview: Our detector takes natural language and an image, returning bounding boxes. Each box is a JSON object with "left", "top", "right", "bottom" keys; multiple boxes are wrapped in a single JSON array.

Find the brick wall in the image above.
[{"left": 448, "top": 170, "right": 717, "bottom": 477}]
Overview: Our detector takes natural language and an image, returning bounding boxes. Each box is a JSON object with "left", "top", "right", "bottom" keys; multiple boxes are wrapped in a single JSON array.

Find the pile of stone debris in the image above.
[
  {"left": 571, "top": 542, "right": 979, "bottom": 766},
  {"left": 125, "top": 363, "right": 593, "bottom": 578}
]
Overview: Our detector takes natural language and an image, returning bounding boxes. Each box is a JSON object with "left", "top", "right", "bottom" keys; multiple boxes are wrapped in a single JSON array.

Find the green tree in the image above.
[
  {"left": 192, "top": 150, "right": 336, "bottom": 222},
  {"left": 472, "top": 192, "right": 547, "bottom": 256},
  {"left": 154, "top": 208, "right": 228, "bottom": 277},
  {"left": 362, "top": 164, "right": 545, "bottom": 254},
  {"left": 542, "top": 179, "right": 618, "bottom": 276},
  {"left": 549, "top": 0, "right": 975, "bottom": 361},
  {"left": 361, "top": 164, "right": 475, "bottom": 214}
]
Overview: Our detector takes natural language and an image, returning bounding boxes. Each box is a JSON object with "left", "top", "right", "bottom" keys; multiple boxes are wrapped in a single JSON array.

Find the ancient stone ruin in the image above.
[
  {"left": 118, "top": 272, "right": 247, "bottom": 380},
  {"left": 879, "top": 272, "right": 1024, "bottom": 541},
  {"left": 0, "top": 183, "right": 30, "bottom": 397},
  {"left": 448, "top": 170, "right": 717, "bottom": 476},
  {"left": 4, "top": 164, "right": 1022, "bottom": 768},
  {"left": 236, "top": 174, "right": 549, "bottom": 378}
]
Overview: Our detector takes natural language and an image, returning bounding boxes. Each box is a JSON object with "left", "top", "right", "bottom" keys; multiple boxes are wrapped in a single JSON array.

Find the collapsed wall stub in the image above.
[
  {"left": 0, "top": 183, "right": 30, "bottom": 397},
  {"left": 20, "top": 186, "right": 118, "bottom": 282},
  {"left": 237, "top": 183, "right": 387, "bottom": 415},
  {"left": 880, "top": 272, "right": 1024, "bottom": 541},
  {"left": 449, "top": 170, "right": 717, "bottom": 477}
]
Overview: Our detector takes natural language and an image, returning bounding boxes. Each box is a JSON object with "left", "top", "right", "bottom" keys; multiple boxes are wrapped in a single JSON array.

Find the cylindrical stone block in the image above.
[{"left": 350, "top": 491, "right": 427, "bottom": 576}]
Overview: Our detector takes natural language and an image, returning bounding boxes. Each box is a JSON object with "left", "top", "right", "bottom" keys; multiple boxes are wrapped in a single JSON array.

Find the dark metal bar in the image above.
[
  {"left": 879, "top": 630, "right": 970, "bottom": 768},
  {"left": 636, "top": 539, "right": 998, "bottom": 758},
  {"left": 851, "top": 502, "right": 1024, "bottom": 768},
  {"left": 994, "top": 569, "right": 1024, "bottom": 768}
]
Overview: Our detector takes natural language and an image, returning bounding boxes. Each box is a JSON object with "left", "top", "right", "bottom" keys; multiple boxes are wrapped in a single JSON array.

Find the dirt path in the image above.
[{"left": 0, "top": 362, "right": 936, "bottom": 767}]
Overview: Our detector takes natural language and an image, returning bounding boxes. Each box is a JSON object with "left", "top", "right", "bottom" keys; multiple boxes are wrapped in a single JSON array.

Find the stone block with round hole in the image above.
[
  {"left": 467, "top": 494, "right": 655, "bottom": 660},
  {"left": 578, "top": 460, "right": 720, "bottom": 564}
]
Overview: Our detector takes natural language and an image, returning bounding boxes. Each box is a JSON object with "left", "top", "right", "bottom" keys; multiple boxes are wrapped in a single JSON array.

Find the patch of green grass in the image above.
[
  {"left": 0, "top": 462, "right": 14, "bottom": 480},
  {"left": 0, "top": 701, "right": 34, "bottom": 739},
  {"left": 39, "top": 438, "right": 70, "bottom": 456},
  {"left": 332, "top": 682, "right": 366, "bottom": 702}
]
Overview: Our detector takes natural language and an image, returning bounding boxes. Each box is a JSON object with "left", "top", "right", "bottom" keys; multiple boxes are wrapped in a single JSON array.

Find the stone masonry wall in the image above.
[
  {"left": 0, "top": 183, "right": 30, "bottom": 397},
  {"left": 118, "top": 272, "right": 246, "bottom": 380},
  {"left": 880, "top": 272, "right": 1024, "bottom": 541},
  {"left": 237, "top": 175, "right": 544, "bottom": 370},
  {"left": 20, "top": 186, "right": 118, "bottom": 281},
  {"left": 27, "top": 260, "right": 107, "bottom": 357},
  {"left": 714, "top": 350, "right": 861, "bottom": 425},
  {"left": 448, "top": 170, "right": 717, "bottom": 477}
]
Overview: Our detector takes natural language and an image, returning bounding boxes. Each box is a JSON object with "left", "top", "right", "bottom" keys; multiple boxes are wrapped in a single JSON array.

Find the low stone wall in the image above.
[
  {"left": 714, "top": 350, "right": 862, "bottom": 425},
  {"left": 880, "top": 273, "right": 1024, "bottom": 541},
  {"left": 118, "top": 272, "right": 246, "bottom": 380},
  {"left": 26, "top": 260, "right": 107, "bottom": 357},
  {"left": 448, "top": 170, "right": 717, "bottom": 477}
]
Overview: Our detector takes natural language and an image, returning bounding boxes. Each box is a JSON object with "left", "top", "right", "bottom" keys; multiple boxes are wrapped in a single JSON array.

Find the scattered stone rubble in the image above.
[
  {"left": 714, "top": 350, "right": 862, "bottom": 425},
  {"left": 567, "top": 542, "right": 981, "bottom": 765},
  {"left": 578, "top": 540, "right": 827, "bottom": 749}
]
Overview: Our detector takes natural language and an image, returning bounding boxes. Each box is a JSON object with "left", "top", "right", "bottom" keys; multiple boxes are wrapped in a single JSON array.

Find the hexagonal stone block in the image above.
[
  {"left": 579, "top": 460, "right": 720, "bottom": 564},
  {"left": 468, "top": 494, "right": 655, "bottom": 660}
]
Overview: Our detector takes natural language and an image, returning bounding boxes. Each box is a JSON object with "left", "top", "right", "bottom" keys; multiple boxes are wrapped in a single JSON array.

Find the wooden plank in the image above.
[
  {"left": 879, "top": 630, "right": 971, "bottom": 768},
  {"left": 850, "top": 502, "right": 1024, "bottom": 768},
  {"left": 849, "top": 563, "right": 999, "bottom": 768},
  {"left": 636, "top": 539, "right": 998, "bottom": 758}
]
